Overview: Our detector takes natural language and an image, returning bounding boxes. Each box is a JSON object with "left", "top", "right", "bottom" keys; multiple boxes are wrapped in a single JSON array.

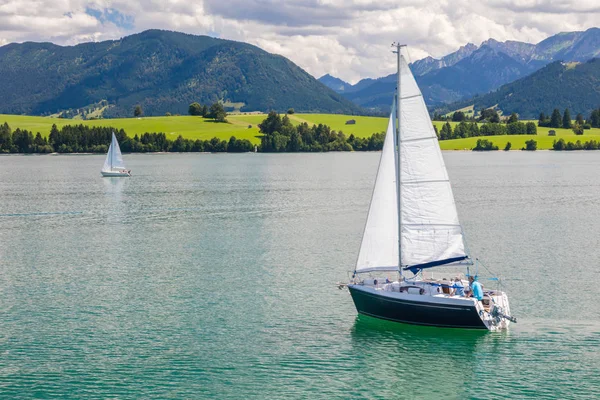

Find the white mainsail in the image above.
[
  {"left": 398, "top": 55, "right": 467, "bottom": 270},
  {"left": 355, "top": 104, "right": 399, "bottom": 273},
  {"left": 102, "top": 133, "right": 126, "bottom": 172},
  {"left": 355, "top": 54, "right": 468, "bottom": 274}
]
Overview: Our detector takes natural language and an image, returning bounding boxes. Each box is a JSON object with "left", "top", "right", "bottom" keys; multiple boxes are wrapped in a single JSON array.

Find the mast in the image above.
[{"left": 394, "top": 43, "right": 406, "bottom": 276}]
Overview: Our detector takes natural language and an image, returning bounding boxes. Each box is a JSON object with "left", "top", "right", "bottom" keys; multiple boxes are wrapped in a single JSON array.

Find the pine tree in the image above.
[
  {"left": 550, "top": 109, "right": 562, "bottom": 128},
  {"left": 0, "top": 122, "right": 12, "bottom": 152},
  {"left": 507, "top": 113, "right": 518, "bottom": 124},
  {"left": 440, "top": 122, "right": 453, "bottom": 140},
  {"left": 562, "top": 108, "right": 572, "bottom": 129},
  {"left": 590, "top": 109, "right": 600, "bottom": 128},
  {"left": 538, "top": 112, "right": 548, "bottom": 127}
]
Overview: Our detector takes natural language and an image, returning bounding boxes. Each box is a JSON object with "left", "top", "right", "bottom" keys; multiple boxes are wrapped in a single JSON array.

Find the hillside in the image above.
[
  {"left": 0, "top": 30, "right": 362, "bottom": 117},
  {"left": 330, "top": 27, "right": 600, "bottom": 110},
  {"left": 438, "top": 59, "right": 600, "bottom": 119},
  {"left": 318, "top": 74, "right": 352, "bottom": 92}
]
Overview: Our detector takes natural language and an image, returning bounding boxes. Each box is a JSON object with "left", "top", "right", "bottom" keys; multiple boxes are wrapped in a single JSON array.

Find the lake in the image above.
[{"left": 0, "top": 152, "right": 598, "bottom": 398}]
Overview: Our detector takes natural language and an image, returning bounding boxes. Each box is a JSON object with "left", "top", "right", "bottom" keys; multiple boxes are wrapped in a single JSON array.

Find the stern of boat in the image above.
[{"left": 479, "top": 291, "right": 513, "bottom": 331}]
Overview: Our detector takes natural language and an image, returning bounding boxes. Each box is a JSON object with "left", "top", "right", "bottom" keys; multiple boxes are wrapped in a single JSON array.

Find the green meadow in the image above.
[
  {"left": 1, "top": 113, "right": 599, "bottom": 149},
  {"left": 0, "top": 114, "right": 263, "bottom": 144},
  {"left": 433, "top": 122, "right": 600, "bottom": 150},
  {"left": 286, "top": 114, "right": 388, "bottom": 138},
  {"left": 0, "top": 114, "right": 389, "bottom": 145}
]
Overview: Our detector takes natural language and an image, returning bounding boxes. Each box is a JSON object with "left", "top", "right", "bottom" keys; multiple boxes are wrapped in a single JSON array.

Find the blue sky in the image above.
[
  {"left": 84, "top": 8, "right": 134, "bottom": 30},
  {"left": 0, "top": 0, "right": 598, "bottom": 82}
]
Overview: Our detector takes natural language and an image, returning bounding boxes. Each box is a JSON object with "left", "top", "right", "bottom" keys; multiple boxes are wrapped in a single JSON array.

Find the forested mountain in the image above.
[
  {"left": 438, "top": 59, "right": 600, "bottom": 119},
  {"left": 327, "top": 28, "right": 600, "bottom": 110},
  {"left": 318, "top": 74, "right": 352, "bottom": 92},
  {"left": 0, "top": 30, "right": 362, "bottom": 117}
]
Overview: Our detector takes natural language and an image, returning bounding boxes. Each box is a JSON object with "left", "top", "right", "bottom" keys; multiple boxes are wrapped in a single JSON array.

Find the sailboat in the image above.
[
  {"left": 101, "top": 133, "right": 131, "bottom": 177},
  {"left": 345, "top": 45, "right": 515, "bottom": 331}
]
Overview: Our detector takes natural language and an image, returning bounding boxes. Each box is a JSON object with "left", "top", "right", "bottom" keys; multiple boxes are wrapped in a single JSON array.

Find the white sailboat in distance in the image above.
[
  {"left": 342, "top": 44, "right": 515, "bottom": 331},
  {"left": 101, "top": 132, "right": 131, "bottom": 177}
]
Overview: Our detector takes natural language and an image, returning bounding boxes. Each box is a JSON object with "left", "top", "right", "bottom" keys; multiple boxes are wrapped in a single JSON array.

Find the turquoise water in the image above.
[{"left": 0, "top": 152, "right": 598, "bottom": 398}]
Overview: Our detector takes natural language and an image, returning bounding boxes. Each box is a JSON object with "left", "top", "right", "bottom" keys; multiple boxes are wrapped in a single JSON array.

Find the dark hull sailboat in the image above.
[
  {"left": 344, "top": 44, "right": 514, "bottom": 331},
  {"left": 348, "top": 285, "right": 488, "bottom": 329}
]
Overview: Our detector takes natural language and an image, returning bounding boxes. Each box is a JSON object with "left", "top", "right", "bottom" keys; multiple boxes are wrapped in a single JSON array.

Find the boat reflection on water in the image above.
[
  {"left": 102, "top": 173, "right": 130, "bottom": 225},
  {"left": 349, "top": 314, "right": 507, "bottom": 398},
  {"left": 102, "top": 174, "right": 127, "bottom": 194}
]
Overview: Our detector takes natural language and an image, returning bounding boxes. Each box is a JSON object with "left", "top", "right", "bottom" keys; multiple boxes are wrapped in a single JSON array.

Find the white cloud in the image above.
[{"left": 0, "top": 0, "right": 598, "bottom": 83}]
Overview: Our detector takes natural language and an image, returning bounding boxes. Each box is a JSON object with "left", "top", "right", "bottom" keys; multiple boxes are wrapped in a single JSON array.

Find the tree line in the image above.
[
  {"left": 436, "top": 120, "right": 537, "bottom": 141},
  {"left": 0, "top": 113, "right": 387, "bottom": 154},
  {"left": 258, "top": 112, "right": 384, "bottom": 152},
  {"left": 553, "top": 138, "right": 600, "bottom": 151},
  {"left": 434, "top": 105, "right": 600, "bottom": 141},
  {"left": 0, "top": 123, "right": 253, "bottom": 154},
  {"left": 436, "top": 106, "right": 600, "bottom": 134},
  {"left": 472, "top": 138, "right": 537, "bottom": 151},
  {"left": 434, "top": 108, "right": 537, "bottom": 140},
  {"left": 538, "top": 108, "right": 592, "bottom": 130}
]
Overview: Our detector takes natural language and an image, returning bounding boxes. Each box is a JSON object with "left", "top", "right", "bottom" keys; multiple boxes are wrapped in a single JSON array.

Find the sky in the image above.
[{"left": 0, "top": 0, "right": 599, "bottom": 83}]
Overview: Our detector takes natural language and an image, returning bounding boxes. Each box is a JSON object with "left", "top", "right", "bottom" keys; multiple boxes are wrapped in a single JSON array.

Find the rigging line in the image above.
[
  {"left": 399, "top": 94, "right": 422, "bottom": 101},
  {"left": 402, "top": 179, "right": 450, "bottom": 185},
  {"left": 401, "top": 223, "right": 462, "bottom": 227},
  {"left": 399, "top": 136, "right": 437, "bottom": 144},
  {"left": 477, "top": 258, "right": 512, "bottom": 290}
]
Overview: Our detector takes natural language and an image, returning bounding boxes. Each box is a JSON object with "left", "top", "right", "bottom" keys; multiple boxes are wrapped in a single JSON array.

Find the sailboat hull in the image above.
[
  {"left": 348, "top": 285, "right": 488, "bottom": 330},
  {"left": 101, "top": 171, "right": 131, "bottom": 177}
]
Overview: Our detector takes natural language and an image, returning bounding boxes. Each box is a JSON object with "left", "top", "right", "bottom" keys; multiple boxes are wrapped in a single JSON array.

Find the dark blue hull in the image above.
[{"left": 348, "top": 285, "right": 488, "bottom": 329}]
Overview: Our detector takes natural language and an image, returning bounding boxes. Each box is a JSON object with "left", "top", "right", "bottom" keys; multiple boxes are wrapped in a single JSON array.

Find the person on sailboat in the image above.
[
  {"left": 453, "top": 277, "right": 465, "bottom": 297},
  {"left": 468, "top": 275, "right": 483, "bottom": 301}
]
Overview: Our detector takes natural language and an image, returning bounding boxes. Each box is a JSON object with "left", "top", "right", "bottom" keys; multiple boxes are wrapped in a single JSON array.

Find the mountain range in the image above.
[
  {"left": 320, "top": 28, "right": 600, "bottom": 111},
  {"left": 0, "top": 30, "right": 361, "bottom": 117},
  {"left": 437, "top": 59, "right": 600, "bottom": 119},
  {"left": 1, "top": 27, "right": 599, "bottom": 119}
]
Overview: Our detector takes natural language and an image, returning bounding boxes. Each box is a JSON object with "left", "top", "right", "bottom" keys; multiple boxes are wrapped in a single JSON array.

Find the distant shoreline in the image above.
[{"left": 0, "top": 149, "right": 564, "bottom": 156}]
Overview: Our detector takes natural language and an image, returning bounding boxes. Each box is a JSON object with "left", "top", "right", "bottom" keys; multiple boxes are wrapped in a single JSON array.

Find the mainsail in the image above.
[
  {"left": 355, "top": 104, "right": 399, "bottom": 273},
  {"left": 355, "top": 54, "right": 468, "bottom": 274},
  {"left": 102, "top": 133, "right": 126, "bottom": 172},
  {"left": 398, "top": 55, "right": 468, "bottom": 271}
]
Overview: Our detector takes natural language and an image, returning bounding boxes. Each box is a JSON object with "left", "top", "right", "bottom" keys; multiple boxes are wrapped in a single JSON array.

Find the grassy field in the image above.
[
  {"left": 0, "top": 113, "right": 388, "bottom": 145},
  {"left": 0, "top": 114, "right": 264, "bottom": 143},
  {"left": 1, "top": 113, "right": 598, "bottom": 149},
  {"left": 435, "top": 121, "right": 600, "bottom": 150},
  {"left": 442, "top": 105, "right": 474, "bottom": 119},
  {"left": 287, "top": 114, "right": 387, "bottom": 138}
]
